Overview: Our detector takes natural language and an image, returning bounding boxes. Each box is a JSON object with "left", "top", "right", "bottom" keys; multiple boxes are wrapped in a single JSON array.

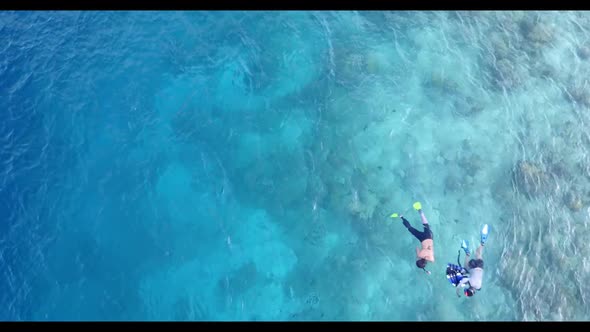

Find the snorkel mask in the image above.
[{"left": 464, "top": 287, "right": 476, "bottom": 297}]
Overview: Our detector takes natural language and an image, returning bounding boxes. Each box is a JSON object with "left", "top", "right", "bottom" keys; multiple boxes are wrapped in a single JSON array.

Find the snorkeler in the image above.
[
  {"left": 398, "top": 202, "right": 434, "bottom": 274},
  {"left": 456, "top": 224, "right": 489, "bottom": 298}
]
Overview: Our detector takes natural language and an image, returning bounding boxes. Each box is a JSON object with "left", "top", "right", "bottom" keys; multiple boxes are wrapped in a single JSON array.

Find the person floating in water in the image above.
[
  {"left": 399, "top": 202, "right": 434, "bottom": 274},
  {"left": 456, "top": 224, "right": 489, "bottom": 297}
]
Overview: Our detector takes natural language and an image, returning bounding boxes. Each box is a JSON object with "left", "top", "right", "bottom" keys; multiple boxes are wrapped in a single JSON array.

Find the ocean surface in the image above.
[{"left": 1, "top": 10, "right": 590, "bottom": 321}]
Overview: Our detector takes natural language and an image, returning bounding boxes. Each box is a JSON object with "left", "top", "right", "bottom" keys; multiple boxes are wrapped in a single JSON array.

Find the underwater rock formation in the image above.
[
  {"left": 452, "top": 96, "right": 485, "bottom": 117},
  {"left": 347, "top": 188, "right": 380, "bottom": 222},
  {"left": 565, "top": 83, "right": 590, "bottom": 107},
  {"left": 563, "top": 190, "right": 584, "bottom": 212},
  {"left": 519, "top": 16, "right": 555, "bottom": 46},
  {"left": 500, "top": 227, "right": 583, "bottom": 320},
  {"left": 426, "top": 70, "right": 461, "bottom": 95},
  {"left": 332, "top": 48, "right": 367, "bottom": 85},
  {"left": 444, "top": 175, "right": 463, "bottom": 193},
  {"left": 462, "top": 154, "right": 484, "bottom": 176},
  {"left": 365, "top": 50, "right": 391, "bottom": 75},
  {"left": 498, "top": 149, "right": 590, "bottom": 319},
  {"left": 490, "top": 58, "right": 523, "bottom": 91},
  {"left": 172, "top": 295, "right": 209, "bottom": 320},
  {"left": 481, "top": 20, "right": 525, "bottom": 91},
  {"left": 576, "top": 45, "right": 590, "bottom": 60},
  {"left": 517, "top": 15, "right": 556, "bottom": 60},
  {"left": 530, "top": 60, "right": 557, "bottom": 80},
  {"left": 332, "top": 45, "right": 394, "bottom": 85},
  {"left": 482, "top": 13, "right": 557, "bottom": 91},
  {"left": 216, "top": 261, "right": 262, "bottom": 298},
  {"left": 512, "top": 160, "right": 551, "bottom": 197},
  {"left": 489, "top": 32, "right": 513, "bottom": 61},
  {"left": 304, "top": 219, "right": 327, "bottom": 247}
]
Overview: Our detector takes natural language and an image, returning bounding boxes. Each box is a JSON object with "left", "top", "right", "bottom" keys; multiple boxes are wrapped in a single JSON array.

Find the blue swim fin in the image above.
[
  {"left": 461, "top": 240, "right": 470, "bottom": 255},
  {"left": 481, "top": 224, "right": 489, "bottom": 245}
]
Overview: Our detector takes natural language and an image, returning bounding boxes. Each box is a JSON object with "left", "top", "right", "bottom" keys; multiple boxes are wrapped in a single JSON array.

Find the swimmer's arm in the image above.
[
  {"left": 464, "top": 253, "right": 470, "bottom": 267},
  {"left": 456, "top": 278, "right": 469, "bottom": 298}
]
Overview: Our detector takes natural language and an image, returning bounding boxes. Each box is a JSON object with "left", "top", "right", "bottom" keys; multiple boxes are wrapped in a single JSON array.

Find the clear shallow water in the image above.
[{"left": 1, "top": 10, "right": 590, "bottom": 321}]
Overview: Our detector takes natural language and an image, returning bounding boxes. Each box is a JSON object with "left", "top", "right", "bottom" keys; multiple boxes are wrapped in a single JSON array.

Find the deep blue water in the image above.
[{"left": 2, "top": 11, "right": 590, "bottom": 321}]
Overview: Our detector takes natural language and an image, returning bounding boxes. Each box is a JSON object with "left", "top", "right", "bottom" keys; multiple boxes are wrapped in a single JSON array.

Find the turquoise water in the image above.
[{"left": 1, "top": 10, "right": 590, "bottom": 321}]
